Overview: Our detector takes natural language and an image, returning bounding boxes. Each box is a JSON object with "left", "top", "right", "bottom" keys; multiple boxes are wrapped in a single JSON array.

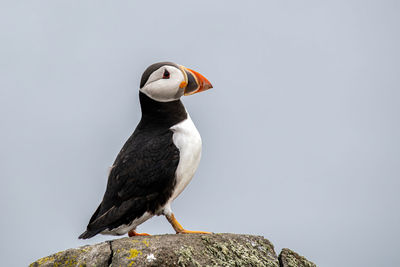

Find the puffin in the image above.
[{"left": 79, "top": 62, "right": 212, "bottom": 239}]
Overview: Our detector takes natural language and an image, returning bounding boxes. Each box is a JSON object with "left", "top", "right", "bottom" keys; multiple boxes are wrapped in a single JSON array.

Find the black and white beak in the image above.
[{"left": 179, "top": 66, "right": 213, "bottom": 96}]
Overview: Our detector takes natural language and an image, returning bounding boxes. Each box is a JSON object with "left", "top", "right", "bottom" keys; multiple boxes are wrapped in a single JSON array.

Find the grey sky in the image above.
[{"left": 1, "top": 1, "right": 399, "bottom": 266}]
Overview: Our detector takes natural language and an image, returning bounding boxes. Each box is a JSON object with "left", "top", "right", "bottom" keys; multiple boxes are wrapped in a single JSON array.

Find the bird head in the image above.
[{"left": 139, "top": 62, "right": 213, "bottom": 102}]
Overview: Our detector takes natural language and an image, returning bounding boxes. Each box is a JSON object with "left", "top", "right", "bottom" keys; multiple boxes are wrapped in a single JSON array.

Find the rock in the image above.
[
  {"left": 110, "top": 233, "right": 278, "bottom": 267},
  {"left": 29, "top": 241, "right": 111, "bottom": 267},
  {"left": 279, "top": 248, "right": 316, "bottom": 267},
  {"left": 30, "top": 233, "right": 315, "bottom": 267}
]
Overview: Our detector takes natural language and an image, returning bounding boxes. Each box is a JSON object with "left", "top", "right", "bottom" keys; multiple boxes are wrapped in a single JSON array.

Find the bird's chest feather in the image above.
[{"left": 169, "top": 115, "right": 202, "bottom": 200}]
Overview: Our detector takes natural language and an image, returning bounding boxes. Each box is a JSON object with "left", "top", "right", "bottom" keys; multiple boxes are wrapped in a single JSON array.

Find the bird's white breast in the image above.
[{"left": 169, "top": 114, "right": 202, "bottom": 202}]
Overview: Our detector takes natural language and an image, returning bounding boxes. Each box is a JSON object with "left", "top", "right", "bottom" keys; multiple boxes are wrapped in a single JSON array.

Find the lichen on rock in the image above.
[
  {"left": 30, "top": 242, "right": 110, "bottom": 267},
  {"left": 279, "top": 248, "right": 316, "bottom": 267},
  {"left": 199, "top": 234, "right": 279, "bottom": 267},
  {"left": 30, "top": 233, "right": 315, "bottom": 267}
]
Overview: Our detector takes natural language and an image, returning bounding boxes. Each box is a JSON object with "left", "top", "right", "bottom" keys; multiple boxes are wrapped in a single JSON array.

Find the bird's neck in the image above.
[{"left": 138, "top": 92, "right": 188, "bottom": 129}]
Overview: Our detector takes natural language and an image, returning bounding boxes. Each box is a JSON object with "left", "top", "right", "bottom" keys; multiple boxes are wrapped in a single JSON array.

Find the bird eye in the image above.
[{"left": 163, "top": 69, "right": 170, "bottom": 79}]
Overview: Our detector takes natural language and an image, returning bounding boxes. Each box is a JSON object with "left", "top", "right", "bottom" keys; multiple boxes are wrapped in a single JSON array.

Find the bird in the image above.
[{"left": 79, "top": 62, "right": 213, "bottom": 239}]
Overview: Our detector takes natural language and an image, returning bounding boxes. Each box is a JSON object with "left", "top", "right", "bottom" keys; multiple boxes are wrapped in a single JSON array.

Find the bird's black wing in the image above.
[{"left": 79, "top": 128, "right": 179, "bottom": 239}]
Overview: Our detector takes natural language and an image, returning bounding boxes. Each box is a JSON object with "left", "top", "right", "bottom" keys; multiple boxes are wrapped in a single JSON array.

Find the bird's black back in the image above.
[{"left": 79, "top": 92, "right": 187, "bottom": 239}]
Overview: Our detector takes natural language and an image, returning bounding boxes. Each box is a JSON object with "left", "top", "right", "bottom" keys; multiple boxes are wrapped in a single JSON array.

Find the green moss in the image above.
[
  {"left": 29, "top": 247, "right": 92, "bottom": 267},
  {"left": 280, "top": 248, "right": 316, "bottom": 267},
  {"left": 201, "top": 236, "right": 279, "bottom": 267},
  {"left": 29, "top": 255, "right": 55, "bottom": 267},
  {"left": 286, "top": 254, "right": 299, "bottom": 267},
  {"left": 175, "top": 235, "right": 278, "bottom": 267},
  {"left": 176, "top": 245, "right": 201, "bottom": 267}
]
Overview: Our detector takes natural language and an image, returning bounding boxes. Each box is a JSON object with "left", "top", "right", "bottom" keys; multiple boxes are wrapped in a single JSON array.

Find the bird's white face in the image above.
[
  {"left": 140, "top": 65, "right": 186, "bottom": 102},
  {"left": 139, "top": 62, "right": 213, "bottom": 102}
]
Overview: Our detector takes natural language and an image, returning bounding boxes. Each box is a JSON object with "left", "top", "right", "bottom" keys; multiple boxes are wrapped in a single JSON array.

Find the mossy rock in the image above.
[
  {"left": 279, "top": 248, "right": 316, "bottom": 267},
  {"left": 30, "top": 233, "right": 315, "bottom": 266},
  {"left": 30, "top": 241, "right": 110, "bottom": 267},
  {"left": 110, "top": 233, "right": 279, "bottom": 267}
]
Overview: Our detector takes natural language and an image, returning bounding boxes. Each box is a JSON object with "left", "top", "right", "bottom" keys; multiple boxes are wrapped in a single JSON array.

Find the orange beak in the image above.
[{"left": 180, "top": 66, "right": 213, "bottom": 96}]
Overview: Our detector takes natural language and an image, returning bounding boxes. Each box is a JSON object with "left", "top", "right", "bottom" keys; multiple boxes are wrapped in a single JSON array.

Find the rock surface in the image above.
[
  {"left": 30, "top": 241, "right": 111, "bottom": 267},
  {"left": 30, "top": 233, "right": 316, "bottom": 267},
  {"left": 279, "top": 248, "right": 316, "bottom": 267}
]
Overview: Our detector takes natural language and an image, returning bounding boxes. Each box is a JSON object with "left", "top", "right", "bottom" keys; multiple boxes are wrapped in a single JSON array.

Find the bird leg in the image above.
[
  {"left": 165, "top": 213, "right": 211, "bottom": 234},
  {"left": 128, "top": 229, "right": 151, "bottom": 237}
]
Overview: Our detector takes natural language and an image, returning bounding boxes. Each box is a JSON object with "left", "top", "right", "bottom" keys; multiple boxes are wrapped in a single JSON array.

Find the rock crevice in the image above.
[{"left": 107, "top": 240, "right": 113, "bottom": 266}]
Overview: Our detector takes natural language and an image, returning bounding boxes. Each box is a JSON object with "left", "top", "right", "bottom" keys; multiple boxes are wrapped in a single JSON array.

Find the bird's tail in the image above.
[{"left": 78, "top": 229, "right": 101, "bottom": 239}]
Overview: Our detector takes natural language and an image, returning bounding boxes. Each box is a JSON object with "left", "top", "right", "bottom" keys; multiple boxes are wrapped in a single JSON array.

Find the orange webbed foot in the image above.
[
  {"left": 128, "top": 230, "right": 151, "bottom": 237},
  {"left": 165, "top": 213, "right": 211, "bottom": 234}
]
